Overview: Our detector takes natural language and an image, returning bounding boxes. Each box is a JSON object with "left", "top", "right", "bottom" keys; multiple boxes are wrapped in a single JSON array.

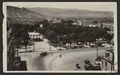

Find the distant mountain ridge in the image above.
[
  {"left": 7, "top": 6, "right": 113, "bottom": 20},
  {"left": 28, "top": 7, "right": 113, "bottom": 18},
  {"left": 7, "top": 6, "right": 45, "bottom": 19}
]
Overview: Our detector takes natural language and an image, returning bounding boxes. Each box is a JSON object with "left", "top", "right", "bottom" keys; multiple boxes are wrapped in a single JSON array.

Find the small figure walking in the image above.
[
  {"left": 75, "top": 64, "right": 80, "bottom": 70},
  {"left": 59, "top": 54, "right": 62, "bottom": 58}
]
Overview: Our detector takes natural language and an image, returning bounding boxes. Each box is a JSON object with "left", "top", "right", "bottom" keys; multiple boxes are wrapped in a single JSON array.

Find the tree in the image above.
[
  {"left": 13, "top": 24, "right": 29, "bottom": 52},
  {"left": 42, "top": 19, "right": 49, "bottom": 28},
  {"left": 46, "top": 30, "right": 57, "bottom": 51},
  {"left": 67, "top": 20, "right": 74, "bottom": 25},
  {"left": 104, "top": 33, "right": 113, "bottom": 43},
  {"left": 21, "top": 26, "right": 29, "bottom": 52}
]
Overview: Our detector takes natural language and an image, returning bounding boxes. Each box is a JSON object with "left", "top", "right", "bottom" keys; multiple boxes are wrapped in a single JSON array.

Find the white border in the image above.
[{"left": 2, "top": 2, "right": 118, "bottom": 73}]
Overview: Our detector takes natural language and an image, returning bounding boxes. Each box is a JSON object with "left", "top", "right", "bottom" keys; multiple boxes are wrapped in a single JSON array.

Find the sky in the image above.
[{"left": 3, "top": 2, "right": 116, "bottom": 11}]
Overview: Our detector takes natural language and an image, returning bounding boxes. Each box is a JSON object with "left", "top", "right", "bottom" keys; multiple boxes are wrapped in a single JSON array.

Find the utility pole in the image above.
[
  {"left": 30, "top": 39, "right": 35, "bottom": 52},
  {"left": 32, "top": 38, "right": 35, "bottom": 52},
  {"left": 97, "top": 43, "right": 98, "bottom": 58},
  {"left": 111, "top": 51, "right": 114, "bottom": 71},
  {"left": 96, "top": 39, "right": 99, "bottom": 58},
  {"left": 33, "top": 41, "right": 35, "bottom": 52},
  {"left": 49, "top": 43, "right": 51, "bottom": 51},
  {"left": 100, "top": 49, "right": 114, "bottom": 71}
]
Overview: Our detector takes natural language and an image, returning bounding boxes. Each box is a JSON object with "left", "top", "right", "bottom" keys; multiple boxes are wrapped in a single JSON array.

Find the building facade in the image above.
[
  {"left": 7, "top": 20, "right": 24, "bottom": 70},
  {"left": 7, "top": 20, "right": 16, "bottom": 70}
]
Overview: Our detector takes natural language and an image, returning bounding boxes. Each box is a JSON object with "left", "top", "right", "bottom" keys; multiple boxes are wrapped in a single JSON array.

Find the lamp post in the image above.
[
  {"left": 111, "top": 50, "right": 114, "bottom": 71},
  {"left": 96, "top": 39, "right": 99, "bottom": 58},
  {"left": 48, "top": 40, "right": 52, "bottom": 55},
  {"left": 48, "top": 40, "right": 51, "bottom": 51},
  {"left": 33, "top": 41, "right": 35, "bottom": 52},
  {"left": 96, "top": 38, "right": 102, "bottom": 58},
  {"left": 30, "top": 39, "right": 35, "bottom": 52}
]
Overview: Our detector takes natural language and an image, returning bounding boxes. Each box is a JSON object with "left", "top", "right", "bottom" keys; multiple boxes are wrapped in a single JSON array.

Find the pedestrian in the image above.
[
  {"left": 84, "top": 59, "right": 93, "bottom": 70},
  {"left": 94, "top": 63, "right": 101, "bottom": 70},
  {"left": 59, "top": 54, "right": 62, "bottom": 58},
  {"left": 75, "top": 64, "right": 80, "bottom": 70}
]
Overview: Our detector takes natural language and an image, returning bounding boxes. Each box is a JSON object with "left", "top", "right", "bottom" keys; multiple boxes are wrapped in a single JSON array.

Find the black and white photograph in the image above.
[{"left": 2, "top": 2, "right": 117, "bottom": 73}]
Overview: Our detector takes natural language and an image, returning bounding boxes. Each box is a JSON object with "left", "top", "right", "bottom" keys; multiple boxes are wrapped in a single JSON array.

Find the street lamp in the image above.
[
  {"left": 48, "top": 40, "right": 52, "bottom": 55},
  {"left": 30, "top": 39, "right": 35, "bottom": 52},
  {"left": 96, "top": 39, "right": 99, "bottom": 58},
  {"left": 96, "top": 38, "right": 102, "bottom": 58},
  {"left": 33, "top": 41, "right": 35, "bottom": 52}
]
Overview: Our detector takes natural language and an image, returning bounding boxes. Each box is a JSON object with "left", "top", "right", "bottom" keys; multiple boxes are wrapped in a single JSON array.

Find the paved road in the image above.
[
  {"left": 19, "top": 38, "right": 61, "bottom": 71},
  {"left": 48, "top": 48, "right": 106, "bottom": 71},
  {"left": 34, "top": 39, "right": 58, "bottom": 52},
  {"left": 20, "top": 47, "right": 110, "bottom": 71},
  {"left": 19, "top": 39, "right": 111, "bottom": 71}
]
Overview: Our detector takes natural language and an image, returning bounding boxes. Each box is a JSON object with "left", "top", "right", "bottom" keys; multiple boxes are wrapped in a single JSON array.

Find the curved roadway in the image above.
[{"left": 43, "top": 47, "right": 109, "bottom": 71}]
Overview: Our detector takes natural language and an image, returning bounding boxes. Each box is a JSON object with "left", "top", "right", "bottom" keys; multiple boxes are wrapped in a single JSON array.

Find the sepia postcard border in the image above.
[{"left": 2, "top": 2, "right": 118, "bottom": 73}]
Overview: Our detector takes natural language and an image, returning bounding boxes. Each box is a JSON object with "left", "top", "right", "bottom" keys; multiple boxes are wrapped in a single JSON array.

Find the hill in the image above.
[
  {"left": 7, "top": 6, "right": 45, "bottom": 19},
  {"left": 28, "top": 7, "right": 113, "bottom": 18}
]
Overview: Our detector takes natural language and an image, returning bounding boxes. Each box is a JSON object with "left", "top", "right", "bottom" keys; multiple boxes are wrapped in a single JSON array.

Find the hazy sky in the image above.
[{"left": 3, "top": 2, "right": 116, "bottom": 11}]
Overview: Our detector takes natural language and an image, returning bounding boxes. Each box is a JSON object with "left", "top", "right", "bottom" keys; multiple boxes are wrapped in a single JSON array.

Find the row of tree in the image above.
[
  {"left": 9, "top": 18, "right": 113, "bottom": 51},
  {"left": 12, "top": 23, "right": 30, "bottom": 52},
  {"left": 35, "top": 19, "right": 113, "bottom": 47},
  {"left": 11, "top": 19, "right": 113, "bottom": 49}
]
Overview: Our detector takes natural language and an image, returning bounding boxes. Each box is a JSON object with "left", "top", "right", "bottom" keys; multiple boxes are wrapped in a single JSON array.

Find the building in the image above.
[
  {"left": 100, "top": 49, "right": 114, "bottom": 71},
  {"left": 28, "top": 32, "right": 43, "bottom": 40},
  {"left": 7, "top": 20, "right": 16, "bottom": 70},
  {"left": 7, "top": 20, "right": 27, "bottom": 70},
  {"left": 88, "top": 24, "right": 97, "bottom": 27},
  {"left": 102, "top": 23, "right": 114, "bottom": 31},
  {"left": 72, "top": 20, "right": 83, "bottom": 26}
]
